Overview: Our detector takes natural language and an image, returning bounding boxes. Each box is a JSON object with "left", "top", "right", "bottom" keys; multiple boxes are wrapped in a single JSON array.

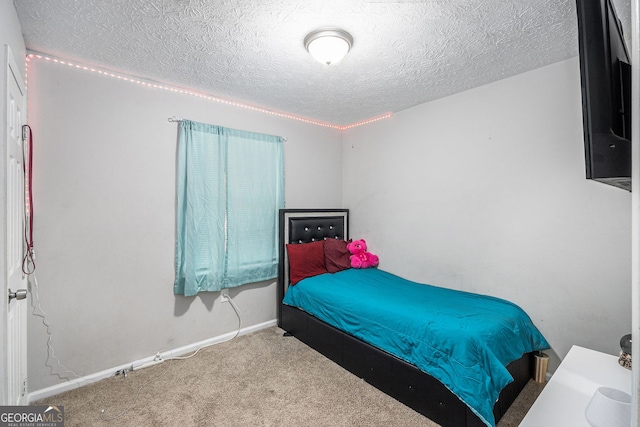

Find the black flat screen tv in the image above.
[{"left": 576, "top": 0, "right": 631, "bottom": 191}]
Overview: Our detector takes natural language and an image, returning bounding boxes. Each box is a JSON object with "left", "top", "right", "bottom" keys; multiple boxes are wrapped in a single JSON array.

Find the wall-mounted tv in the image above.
[{"left": 576, "top": 0, "right": 631, "bottom": 191}]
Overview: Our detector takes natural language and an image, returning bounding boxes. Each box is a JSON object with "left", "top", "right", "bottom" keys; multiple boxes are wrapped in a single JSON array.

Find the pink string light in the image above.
[{"left": 26, "top": 53, "right": 392, "bottom": 130}]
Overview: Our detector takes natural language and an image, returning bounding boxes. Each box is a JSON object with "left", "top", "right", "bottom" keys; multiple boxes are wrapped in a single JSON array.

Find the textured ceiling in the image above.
[{"left": 14, "top": 0, "right": 631, "bottom": 127}]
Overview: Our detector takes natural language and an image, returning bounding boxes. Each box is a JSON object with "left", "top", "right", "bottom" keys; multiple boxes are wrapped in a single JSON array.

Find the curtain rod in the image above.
[{"left": 167, "top": 116, "right": 287, "bottom": 141}]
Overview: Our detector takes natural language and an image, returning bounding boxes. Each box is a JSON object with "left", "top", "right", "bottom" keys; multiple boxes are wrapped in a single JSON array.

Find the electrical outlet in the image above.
[
  {"left": 220, "top": 288, "right": 229, "bottom": 303},
  {"left": 115, "top": 368, "right": 129, "bottom": 378}
]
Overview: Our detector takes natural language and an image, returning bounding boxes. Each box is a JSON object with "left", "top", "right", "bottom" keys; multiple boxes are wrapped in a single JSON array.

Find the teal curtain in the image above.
[{"left": 174, "top": 120, "right": 284, "bottom": 296}]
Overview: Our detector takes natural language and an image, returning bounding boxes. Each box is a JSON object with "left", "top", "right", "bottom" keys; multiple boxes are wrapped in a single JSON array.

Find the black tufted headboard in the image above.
[{"left": 277, "top": 209, "right": 349, "bottom": 322}]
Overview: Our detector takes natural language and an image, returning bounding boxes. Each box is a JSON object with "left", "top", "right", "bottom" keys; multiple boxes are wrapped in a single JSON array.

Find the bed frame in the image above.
[{"left": 277, "top": 209, "right": 533, "bottom": 427}]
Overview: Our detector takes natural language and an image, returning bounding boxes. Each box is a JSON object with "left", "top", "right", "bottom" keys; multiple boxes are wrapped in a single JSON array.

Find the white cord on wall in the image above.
[
  {"left": 168, "top": 295, "right": 243, "bottom": 361},
  {"left": 29, "top": 272, "right": 82, "bottom": 381},
  {"left": 28, "top": 243, "right": 244, "bottom": 422},
  {"left": 99, "top": 292, "right": 243, "bottom": 422}
]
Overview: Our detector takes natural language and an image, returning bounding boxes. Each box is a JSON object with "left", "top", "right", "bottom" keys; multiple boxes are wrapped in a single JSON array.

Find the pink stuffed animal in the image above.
[{"left": 346, "top": 239, "right": 379, "bottom": 269}]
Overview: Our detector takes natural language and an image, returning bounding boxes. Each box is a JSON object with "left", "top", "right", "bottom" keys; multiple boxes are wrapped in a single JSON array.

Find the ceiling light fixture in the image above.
[{"left": 304, "top": 29, "right": 353, "bottom": 65}]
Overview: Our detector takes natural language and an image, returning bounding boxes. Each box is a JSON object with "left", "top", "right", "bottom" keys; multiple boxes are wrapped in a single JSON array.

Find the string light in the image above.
[
  {"left": 26, "top": 53, "right": 392, "bottom": 130},
  {"left": 341, "top": 113, "right": 393, "bottom": 130}
]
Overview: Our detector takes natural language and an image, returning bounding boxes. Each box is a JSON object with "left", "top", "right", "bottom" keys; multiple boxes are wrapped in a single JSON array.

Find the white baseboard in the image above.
[{"left": 28, "top": 319, "right": 277, "bottom": 403}]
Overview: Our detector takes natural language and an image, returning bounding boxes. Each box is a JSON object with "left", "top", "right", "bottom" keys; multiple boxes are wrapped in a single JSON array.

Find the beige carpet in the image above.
[{"left": 34, "top": 327, "right": 544, "bottom": 426}]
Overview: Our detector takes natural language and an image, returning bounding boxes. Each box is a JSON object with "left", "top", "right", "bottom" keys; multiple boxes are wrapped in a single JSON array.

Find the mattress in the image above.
[{"left": 282, "top": 268, "right": 549, "bottom": 427}]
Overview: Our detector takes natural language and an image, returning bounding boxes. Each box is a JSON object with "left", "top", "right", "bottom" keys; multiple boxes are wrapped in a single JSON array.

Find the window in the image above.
[{"left": 174, "top": 120, "right": 284, "bottom": 296}]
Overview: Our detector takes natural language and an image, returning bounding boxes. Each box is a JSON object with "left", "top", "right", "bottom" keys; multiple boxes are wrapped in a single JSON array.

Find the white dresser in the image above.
[{"left": 520, "top": 345, "right": 631, "bottom": 426}]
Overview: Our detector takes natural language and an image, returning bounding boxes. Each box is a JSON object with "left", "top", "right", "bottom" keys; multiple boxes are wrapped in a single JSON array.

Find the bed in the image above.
[{"left": 277, "top": 208, "right": 549, "bottom": 427}]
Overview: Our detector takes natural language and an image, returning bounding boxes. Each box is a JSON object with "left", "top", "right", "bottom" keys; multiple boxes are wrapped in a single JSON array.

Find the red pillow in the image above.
[
  {"left": 286, "top": 241, "right": 327, "bottom": 285},
  {"left": 324, "top": 238, "right": 352, "bottom": 273}
]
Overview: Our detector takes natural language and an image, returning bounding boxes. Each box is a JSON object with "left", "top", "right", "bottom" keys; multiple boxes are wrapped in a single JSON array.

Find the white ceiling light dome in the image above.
[{"left": 304, "top": 29, "right": 353, "bottom": 65}]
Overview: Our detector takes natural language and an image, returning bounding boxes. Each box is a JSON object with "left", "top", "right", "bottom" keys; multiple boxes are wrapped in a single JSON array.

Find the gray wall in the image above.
[
  {"left": 26, "top": 57, "right": 343, "bottom": 392},
  {"left": 342, "top": 58, "right": 631, "bottom": 370}
]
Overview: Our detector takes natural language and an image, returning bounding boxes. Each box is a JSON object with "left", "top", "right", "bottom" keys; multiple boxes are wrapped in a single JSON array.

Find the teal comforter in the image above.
[{"left": 282, "top": 268, "right": 549, "bottom": 427}]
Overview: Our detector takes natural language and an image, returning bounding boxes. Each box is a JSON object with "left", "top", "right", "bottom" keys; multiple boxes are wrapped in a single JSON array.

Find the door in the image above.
[{"left": 2, "top": 45, "right": 27, "bottom": 405}]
